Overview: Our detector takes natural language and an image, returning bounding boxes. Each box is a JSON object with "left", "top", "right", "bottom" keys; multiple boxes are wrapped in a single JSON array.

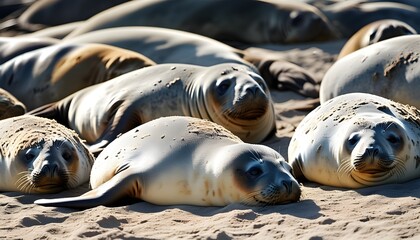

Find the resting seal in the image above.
[
  {"left": 338, "top": 19, "right": 416, "bottom": 59},
  {"left": 288, "top": 93, "right": 420, "bottom": 188},
  {"left": 65, "top": 0, "right": 337, "bottom": 43},
  {"left": 320, "top": 35, "right": 420, "bottom": 108},
  {"left": 0, "top": 88, "right": 26, "bottom": 120},
  {"left": 0, "top": 0, "right": 130, "bottom": 33},
  {"left": 0, "top": 42, "right": 155, "bottom": 110},
  {"left": 64, "top": 26, "right": 319, "bottom": 97},
  {"left": 29, "top": 63, "right": 276, "bottom": 153},
  {"left": 35, "top": 116, "right": 300, "bottom": 208},
  {"left": 320, "top": 1, "right": 420, "bottom": 38},
  {"left": 0, "top": 115, "right": 94, "bottom": 193}
]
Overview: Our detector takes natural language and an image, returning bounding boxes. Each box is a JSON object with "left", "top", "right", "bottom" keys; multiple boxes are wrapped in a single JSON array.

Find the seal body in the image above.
[
  {"left": 321, "top": 1, "right": 420, "bottom": 38},
  {"left": 0, "top": 42, "right": 155, "bottom": 110},
  {"left": 65, "top": 0, "right": 337, "bottom": 43},
  {"left": 338, "top": 19, "right": 416, "bottom": 59},
  {"left": 64, "top": 26, "right": 319, "bottom": 97},
  {"left": 320, "top": 35, "right": 420, "bottom": 108},
  {"left": 35, "top": 116, "right": 300, "bottom": 208},
  {"left": 289, "top": 93, "right": 420, "bottom": 188},
  {"left": 29, "top": 63, "right": 276, "bottom": 153},
  {"left": 0, "top": 115, "right": 94, "bottom": 193},
  {"left": 0, "top": 0, "right": 130, "bottom": 33}
]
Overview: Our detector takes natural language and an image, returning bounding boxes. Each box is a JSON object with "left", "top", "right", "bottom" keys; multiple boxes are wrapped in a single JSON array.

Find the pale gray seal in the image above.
[
  {"left": 35, "top": 116, "right": 300, "bottom": 208},
  {"left": 289, "top": 93, "right": 420, "bottom": 188},
  {"left": 0, "top": 115, "right": 94, "bottom": 193},
  {"left": 29, "top": 63, "right": 276, "bottom": 153},
  {"left": 320, "top": 35, "right": 420, "bottom": 108}
]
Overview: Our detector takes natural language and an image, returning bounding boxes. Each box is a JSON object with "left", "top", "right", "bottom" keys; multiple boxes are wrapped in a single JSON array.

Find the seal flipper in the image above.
[
  {"left": 27, "top": 102, "right": 70, "bottom": 126},
  {"left": 243, "top": 54, "right": 319, "bottom": 98},
  {"left": 87, "top": 107, "right": 142, "bottom": 155},
  {"left": 34, "top": 167, "right": 144, "bottom": 209}
]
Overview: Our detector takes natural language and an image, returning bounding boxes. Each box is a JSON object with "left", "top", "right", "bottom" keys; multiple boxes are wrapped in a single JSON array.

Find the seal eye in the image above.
[
  {"left": 386, "top": 133, "right": 400, "bottom": 145},
  {"left": 62, "top": 150, "right": 73, "bottom": 162},
  {"left": 290, "top": 11, "right": 304, "bottom": 26},
  {"left": 216, "top": 80, "right": 232, "bottom": 95},
  {"left": 348, "top": 133, "right": 360, "bottom": 146},
  {"left": 247, "top": 166, "right": 263, "bottom": 178},
  {"left": 25, "top": 149, "right": 37, "bottom": 162}
]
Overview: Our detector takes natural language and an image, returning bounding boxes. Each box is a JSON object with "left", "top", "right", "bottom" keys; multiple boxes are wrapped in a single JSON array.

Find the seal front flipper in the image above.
[
  {"left": 34, "top": 167, "right": 143, "bottom": 209},
  {"left": 27, "top": 102, "right": 69, "bottom": 126},
  {"left": 243, "top": 55, "right": 319, "bottom": 98},
  {"left": 88, "top": 107, "right": 142, "bottom": 155}
]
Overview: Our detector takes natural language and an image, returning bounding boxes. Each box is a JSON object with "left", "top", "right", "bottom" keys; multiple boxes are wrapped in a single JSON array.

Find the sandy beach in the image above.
[{"left": 1, "top": 37, "right": 419, "bottom": 239}]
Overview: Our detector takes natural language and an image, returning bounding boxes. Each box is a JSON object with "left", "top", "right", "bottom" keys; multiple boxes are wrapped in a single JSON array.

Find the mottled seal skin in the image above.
[
  {"left": 0, "top": 42, "right": 155, "bottom": 110},
  {"left": 0, "top": 36, "right": 59, "bottom": 64},
  {"left": 65, "top": 0, "right": 337, "bottom": 44},
  {"left": 29, "top": 63, "right": 276, "bottom": 153},
  {"left": 320, "top": 35, "right": 420, "bottom": 108},
  {"left": 289, "top": 93, "right": 420, "bottom": 188},
  {"left": 338, "top": 19, "right": 416, "bottom": 59},
  {"left": 64, "top": 26, "right": 319, "bottom": 97},
  {"left": 0, "top": 115, "right": 94, "bottom": 194},
  {"left": 35, "top": 116, "right": 300, "bottom": 208},
  {"left": 0, "top": 88, "right": 26, "bottom": 120}
]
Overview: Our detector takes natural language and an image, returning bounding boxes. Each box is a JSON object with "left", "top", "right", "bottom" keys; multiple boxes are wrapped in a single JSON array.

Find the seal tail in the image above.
[{"left": 34, "top": 168, "right": 143, "bottom": 209}]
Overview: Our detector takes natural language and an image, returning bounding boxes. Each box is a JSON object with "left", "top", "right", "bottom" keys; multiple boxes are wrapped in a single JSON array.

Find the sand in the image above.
[{"left": 1, "top": 39, "right": 420, "bottom": 239}]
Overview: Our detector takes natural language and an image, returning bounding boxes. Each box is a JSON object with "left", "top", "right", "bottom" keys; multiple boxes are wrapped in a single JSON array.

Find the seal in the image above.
[
  {"left": 320, "top": 35, "right": 420, "bottom": 108},
  {"left": 321, "top": 1, "right": 420, "bottom": 38},
  {"left": 0, "top": 0, "right": 130, "bottom": 33},
  {"left": 64, "top": 26, "right": 319, "bottom": 97},
  {"left": 288, "top": 93, "right": 420, "bottom": 188},
  {"left": 338, "top": 19, "right": 416, "bottom": 59},
  {"left": 0, "top": 42, "right": 155, "bottom": 110},
  {"left": 65, "top": 0, "right": 337, "bottom": 43},
  {"left": 0, "top": 88, "right": 26, "bottom": 120},
  {"left": 29, "top": 63, "right": 276, "bottom": 153},
  {"left": 0, "top": 36, "right": 59, "bottom": 64},
  {"left": 34, "top": 116, "right": 300, "bottom": 208},
  {"left": 0, "top": 115, "right": 94, "bottom": 193}
]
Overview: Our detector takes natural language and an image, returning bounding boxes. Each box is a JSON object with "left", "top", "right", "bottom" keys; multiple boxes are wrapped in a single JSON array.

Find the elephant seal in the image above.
[
  {"left": 64, "top": 26, "right": 319, "bottom": 97},
  {"left": 0, "top": 0, "right": 130, "bottom": 33},
  {"left": 29, "top": 63, "right": 276, "bottom": 153},
  {"left": 0, "top": 42, "right": 155, "bottom": 110},
  {"left": 65, "top": 0, "right": 337, "bottom": 44},
  {"left": 0, "top": 36, "right": 58, "bottom": 64},
  {"left": 338, "top": 19, "right": 416, "bottom": 59},
  {"left": 0, "top": 115, "right": 94, "bottom": 193},
  {"left": 0, "top": 88, "right": 26, "bottom": 120},
  {"left": 320, "top": 35, "right": 420, "bottom": 108},
  {"left": 288, "top": 93, "right": 420, "bottom": 188},
  {"left": 321, "top": 1, "right": 420, "bottom": 38},
  {"left": 35, "top": 116, "right": 300, "bottom": 208}
]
